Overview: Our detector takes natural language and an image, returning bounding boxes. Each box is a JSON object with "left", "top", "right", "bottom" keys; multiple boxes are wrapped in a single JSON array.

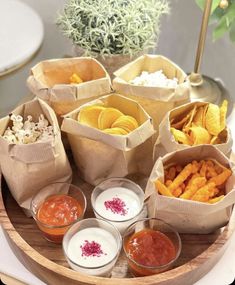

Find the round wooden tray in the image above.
[{"left": 0, "top": 171, "right": 234, "bottom": 285}]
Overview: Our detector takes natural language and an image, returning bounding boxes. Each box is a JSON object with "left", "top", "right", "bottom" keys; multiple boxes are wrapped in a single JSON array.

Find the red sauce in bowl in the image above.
[
  {"left": 36, "top": 194, "right": 83, "bottom": 243},
  {"left": 125, "top": 229, "right": 177, "bottom": 275}
]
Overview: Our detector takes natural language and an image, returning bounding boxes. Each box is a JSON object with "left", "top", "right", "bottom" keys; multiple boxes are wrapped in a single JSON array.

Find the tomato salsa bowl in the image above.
[
  {"left": 123, "top": 218, "right": 182, "bottom": 276},
  {"left": 31, "top": 182, "right": 87, "bottom": 243}
]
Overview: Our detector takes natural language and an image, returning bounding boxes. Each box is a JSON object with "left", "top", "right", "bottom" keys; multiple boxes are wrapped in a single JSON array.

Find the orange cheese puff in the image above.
[
  {"left": 191, "top": 182, "right": 216, "bottom": 202},
  {"left": 210, "top": 187, "right": 220, "bottom": 198},
  {"left": 191, "top": 160, "right": 201, "bottom": 173},
  {"left": 165, "top": 180, "right": 173, "bottom": 187},
  {"left": 172, "top": 187, "right": 183, "bottom": 197},
  {"left": 168, "top": 163, "right": 193, "bottom": 192},
  {"left": 155, "top": 180, "right": 174, "bottom": 197},
  {"left": 206, "top": 166, "right": 218, "bottom": 179},
  {"left": 181, "top": 183, "right": 186, "bottom": 191},
  {"left": 184, "top": 173, "right": 200, "bottom": 191},
  {"left": 209, "top": 168, "right": 232, "bottom": 186},
  {"left": 206, "top": 160, "right": 214, "bottom": 167},
  {"left": 214, "top": 164, "right": 223, "bottom": 174},
  {"left": 208, "top": 195, "right": 225, "bottom": 204},
  {"left": 176, "top": 165, "right": 183, "bottom": 173},
  {"left": 167, "top": 167, "right": 176, "bottom": 181},
  {"left": 200, "top": 161, "right": 207, "bottom": 177},
  {"left": 180, "top": 177, "right": 206, "bottom": 200}
]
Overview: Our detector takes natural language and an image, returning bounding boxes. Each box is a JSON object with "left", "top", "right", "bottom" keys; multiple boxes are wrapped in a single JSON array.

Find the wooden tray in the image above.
[{"left": 1, "top": 170, "right": 235, "bottom": 285}]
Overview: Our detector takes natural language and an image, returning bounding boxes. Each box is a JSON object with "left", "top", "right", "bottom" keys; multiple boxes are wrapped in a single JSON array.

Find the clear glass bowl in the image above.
[
  {"left": 31, "top": 182, "right": 87, "bottom": 243},
  {"left": 123, "top": 218, "right": 182, "bottom": 276},
  {"left": 63, "top": 218, "right": 122, "bottom": 277},
  {"left": 91, "top": 177, "right": 145, "bottom": 234}
]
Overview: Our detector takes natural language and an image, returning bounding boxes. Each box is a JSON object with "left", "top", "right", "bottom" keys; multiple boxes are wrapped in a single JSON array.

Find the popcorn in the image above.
[
  {"left": 3, "top": 114, "right": 55, "bottom": 144},
  {"left": 130, "top": 70, "right": 178, "bottom": 88}
]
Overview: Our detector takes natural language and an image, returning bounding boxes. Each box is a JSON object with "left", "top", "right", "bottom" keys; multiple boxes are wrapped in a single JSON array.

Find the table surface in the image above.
[{"left": 0, "top": 1, "right": 235, "bottom": 284}]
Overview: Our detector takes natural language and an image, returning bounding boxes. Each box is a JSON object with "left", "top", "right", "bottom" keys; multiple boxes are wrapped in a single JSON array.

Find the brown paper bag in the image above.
[
  {"left": 154, "top": 101, "right": 233, "bottom": 161},
  {"left": 27, "top": 57, "right": 112, "bottom": 115},
  {"left": 112, "top": 54, "right": 190, "bottom": 130},
  {"left": 0, "top": 98, "right": 72, "bottom": 213},
  {"left": 61, "top": 94, "right": 155, "bottom": 185},
  {"left": 145, "top": 145, "right": 235, "bottom": 234}
]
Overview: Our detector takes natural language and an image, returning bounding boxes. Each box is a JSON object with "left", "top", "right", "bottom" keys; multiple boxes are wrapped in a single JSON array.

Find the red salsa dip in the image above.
[
  {"left": 125, "top": 229, "right": 176, "bottom": 275},
  {"left": 36, "top": 194, "right": 82, "bottom": 243}
]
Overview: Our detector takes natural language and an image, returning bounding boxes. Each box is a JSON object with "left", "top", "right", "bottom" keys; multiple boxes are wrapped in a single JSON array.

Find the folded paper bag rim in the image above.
[{"left": 61, "top": 93, "right": 155, "bottom": 151}]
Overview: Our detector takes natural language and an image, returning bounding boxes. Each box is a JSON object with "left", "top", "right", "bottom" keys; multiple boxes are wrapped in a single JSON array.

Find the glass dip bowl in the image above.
[
  {"left": 123, "top": 218, "right": 182, "bottom": 276},
  {"left": 62, "top": 218, "right": 122, "bottom": 277},
  {"left": 91, "top": 177, "right": 145, "bottom": 235},
  {"left": 31, "top": 182, "right": 87, "bottom": 243}
]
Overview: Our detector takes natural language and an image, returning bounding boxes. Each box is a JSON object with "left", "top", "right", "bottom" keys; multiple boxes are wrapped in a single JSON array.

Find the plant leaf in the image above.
[{"left": 195, "top": 0, "right": 221, "bottom": 14}]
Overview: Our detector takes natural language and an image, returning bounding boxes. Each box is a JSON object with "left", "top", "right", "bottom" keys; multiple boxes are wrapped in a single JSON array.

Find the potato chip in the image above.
[
  {"left": 171, "top": 128, "right": 192, "bottom": 145},
  {"left": 111, "top": 115, "right": 139, "bottom": 132},
  {"left": 189, "top": 123, "right": 211, "bottom": 145},
  {"left": 78, "top": 105, "right": 106, "bottom": 128},
  {"left": 182, "top": 105, "right": 197, "bottom": 132},
  {"left": 202, "top": 105, "right": 208, "bottom": 128},
  {"left": 98, "top": 108, "right": 124, "bottom": 130},
  {"left": 205, "top": 103, "right": 221, "bottom": 136},
  {"left": 192, "top": 106, "right": 204, "bottom": 127},
  {"left": 220, "top": 100, "right": 228, "bottom": 131},
  {"left": 103, "top": 127, "right": 129, "bottom": 135}
]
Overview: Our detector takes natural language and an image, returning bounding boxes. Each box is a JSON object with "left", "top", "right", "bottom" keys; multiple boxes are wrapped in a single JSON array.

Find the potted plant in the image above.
[{"left": 56, "top": 0, "right": 169, "bottom": 76}]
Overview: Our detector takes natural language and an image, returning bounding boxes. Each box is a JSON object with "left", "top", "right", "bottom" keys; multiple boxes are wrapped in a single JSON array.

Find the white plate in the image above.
[{"left": 0, "top": 0, "right": 44, "bottom": 75}]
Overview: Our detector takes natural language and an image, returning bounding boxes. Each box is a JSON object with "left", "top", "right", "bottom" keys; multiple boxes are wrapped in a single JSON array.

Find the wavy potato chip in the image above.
[
  {"left": 192, "top": 106, "right": 204, "bottom": 127},
  {"left": 220, "top": 100, "right": 228, "bottom": 131},
  {"left": 103, "top": 127, "right": 129, "bottom": 135},
  {"left": 189, "top": 124, "right": 211, "bottom": 145},
  {"left": 205, "top": 104, "right": 221, "bottom": 136},
  {"left": 171, "top": 128, "right": 192, "bottom": 145},
  {"left": 78, "top": 105, "right": 106, "bottom": 128},
  {"left": 112, "top": 115, "right": 139, "bottom": 132},
  {"left": 98, "top": 108, "right": 124, "bottom": 130}
]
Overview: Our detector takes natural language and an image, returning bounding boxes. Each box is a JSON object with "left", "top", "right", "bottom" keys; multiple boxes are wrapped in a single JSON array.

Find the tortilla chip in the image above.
[
  {"left": 182, "top": 105, "right": 197, "bottom": 132},
  {"left": 193, "top": 106, "right": 204, "bottom": 127}
]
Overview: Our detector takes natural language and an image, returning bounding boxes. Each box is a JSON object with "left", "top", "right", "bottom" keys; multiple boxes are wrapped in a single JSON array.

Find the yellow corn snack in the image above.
[
  {"left": 70, "top": 73, "right": 83, "bottom": 84},
  {"left": 98, "top": 108, "right": 124, "bottom": 130},
  {"left": 155, "top": 180, "right": 174, "bottom": 197}
]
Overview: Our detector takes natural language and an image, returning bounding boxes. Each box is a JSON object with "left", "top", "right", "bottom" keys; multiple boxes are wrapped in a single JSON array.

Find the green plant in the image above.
[
  {"left": 56, "top": 0, "right": 169, "bottom": 57},
  {"left": 196, "top": 0, "right": 235, "bottom": 41}
]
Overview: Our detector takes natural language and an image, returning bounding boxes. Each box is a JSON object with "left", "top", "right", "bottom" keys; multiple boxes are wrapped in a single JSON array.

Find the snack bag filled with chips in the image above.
[
  {"left": 154, "top": 101, "right": 233, "bottom": 161},
  {"left": 146, "top": 144, "right": 235, "bottom": 233},
  {"left": 61, "top": 93, "right": 155, "bottom": 185},
  {"left": 0, "top": 98, "right": 72, "bottom": 214},
  {"left": 27, "top": 57, "right": 111, "bottom": 116}
]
